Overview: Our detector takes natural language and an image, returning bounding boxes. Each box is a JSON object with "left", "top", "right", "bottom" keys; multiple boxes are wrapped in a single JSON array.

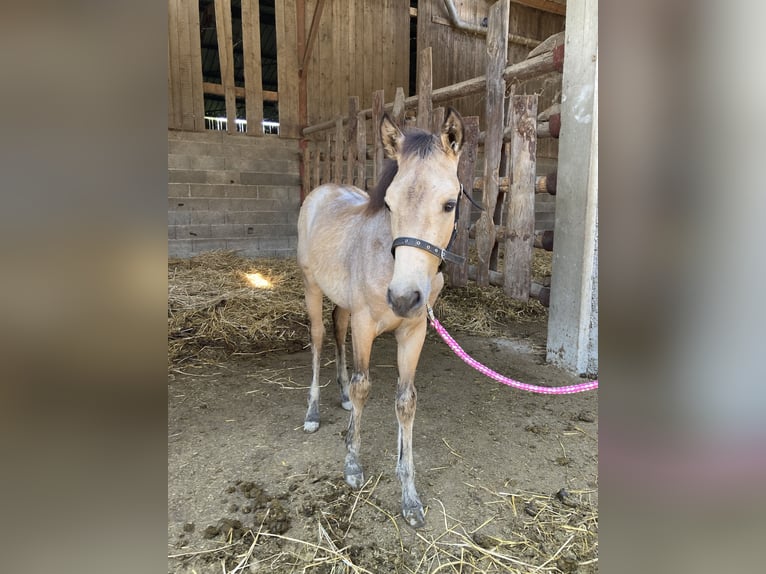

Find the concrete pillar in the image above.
[{"left": 546, "top": 0, "right": 598, "bottom": 376}]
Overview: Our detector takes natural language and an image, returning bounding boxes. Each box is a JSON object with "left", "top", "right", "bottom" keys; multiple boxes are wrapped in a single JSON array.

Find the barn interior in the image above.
[{"left": 168, "top": 3, "right": 598, "bottom": 569}]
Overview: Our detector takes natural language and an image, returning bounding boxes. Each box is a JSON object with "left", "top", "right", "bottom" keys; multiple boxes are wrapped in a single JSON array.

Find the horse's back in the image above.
[{"left": 297, "top": 184, "right": 372, "bottom": 306}]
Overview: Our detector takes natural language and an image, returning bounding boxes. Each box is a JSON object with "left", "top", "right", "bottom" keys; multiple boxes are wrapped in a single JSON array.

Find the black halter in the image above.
[{"left": 390, "top": 185, "right": 483, "bottom": 266}]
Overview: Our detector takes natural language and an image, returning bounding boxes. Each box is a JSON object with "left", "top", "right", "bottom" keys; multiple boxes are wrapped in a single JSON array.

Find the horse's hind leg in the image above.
[
  {"left": 344, "top": 317, "right": 375, "bottom": 489},
  {"left": 332, "top": 306, "right": 352, "bottom": 410},
  {"left": 303, "top": 280, "right": 325, "bottom": 433},
  {"left": 394, "top": 319, "right": 428, "bottom": 528}
]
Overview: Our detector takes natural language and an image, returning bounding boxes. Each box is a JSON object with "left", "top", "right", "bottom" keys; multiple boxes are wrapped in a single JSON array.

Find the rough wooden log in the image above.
[
  {"left": 417, "top": 48, "right": 433, "bottom": 129},
  {"left": 538, "top": 102, "right": 560, "bottom": 121},
  {"left": 536, "top": 172, "right": 557, "bottom": 195},
  {"left": 445, "top": 116, "right": 480, "bottom": 287},
  {"left": 346, "top": 97, "right": 359, "bottom": 185},
  {"left": 528, "top": 31, "right": 565, "bottom": 59},
  {"left": 467, "top": 266, "right": 550, "bottom": 307},
  {"left": 322, "top": 132, "right": 331, "bottom": 184},
  {"left": 534, "top": 230, "right": 554, "bottom": 251},
  {"left": 372, "top": 90, "right": 385, "bottom": 184},
  {"left": 302, "top": 49, "right": 561, "bottom": 135},
  {"left": 475, "top": 0, "right": 509, "bottom": 286},
  {"left": 392, "top": 87, "right": 406, "bottom": 127},
  {"left": 505, "top": 95, "right": 538, "bottom": 300},
  {"left": 333, "top": 117, "right": 344, "bottom": 183},
  {"left": 301, "top": 140, "right": 310, "bottom": 199},
  {"left": 355, "top": 111, "right": 366, "bottom": 189},
  {"left": 312, "top": 140, "right": 320, "bottom": 189}
]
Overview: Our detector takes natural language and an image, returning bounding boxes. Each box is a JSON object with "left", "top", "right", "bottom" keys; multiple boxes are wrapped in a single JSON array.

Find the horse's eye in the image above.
[{"left": 444, "top": 200, "right": 457, "bottom": 213}]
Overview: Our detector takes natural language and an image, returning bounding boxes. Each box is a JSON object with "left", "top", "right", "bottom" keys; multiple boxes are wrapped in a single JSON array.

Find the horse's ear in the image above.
[
  {"left": 440, "top": 108, "right": 464, "bottom": 157},
  {"left": 380, "top": 113, "right": 404, "bottom": 160}
]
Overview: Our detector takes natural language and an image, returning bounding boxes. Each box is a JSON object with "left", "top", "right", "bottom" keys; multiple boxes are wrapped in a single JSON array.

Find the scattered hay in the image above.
[
  {"left": 168, "top": 250, "right": 550, "bottom": 368},
  {"left": 169, "top": 484, "right": 598, "bottom": 573},
  {"left": 168, "top": 251, "right": 321, "bottom": 369}
]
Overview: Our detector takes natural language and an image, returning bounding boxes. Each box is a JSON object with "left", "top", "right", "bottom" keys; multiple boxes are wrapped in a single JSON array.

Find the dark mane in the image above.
[{"left": 366, "top": 129, "right": 438, "bottom": 214}]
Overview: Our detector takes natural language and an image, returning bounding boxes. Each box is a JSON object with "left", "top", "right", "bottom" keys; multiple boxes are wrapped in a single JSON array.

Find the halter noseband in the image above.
[{"left": 390, "top": 185, "right": 483, "bottom": 266}]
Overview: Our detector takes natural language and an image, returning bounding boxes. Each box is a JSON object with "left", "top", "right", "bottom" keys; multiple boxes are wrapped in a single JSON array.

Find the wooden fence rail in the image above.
[{"left": 300, "top": 5, "right": 564, "bottom": 307}]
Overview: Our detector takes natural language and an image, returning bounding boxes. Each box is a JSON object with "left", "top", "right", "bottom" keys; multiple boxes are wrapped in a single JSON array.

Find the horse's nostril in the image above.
[
  {"left": 386, "top": 287, "right": 394, "bottom": 307},
  {"left": 411, "top": 290, "right": 422, "bottom": 308}
]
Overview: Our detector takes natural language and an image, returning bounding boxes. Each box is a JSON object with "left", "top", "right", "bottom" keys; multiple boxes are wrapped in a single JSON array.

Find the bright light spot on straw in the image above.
[{"left": 245, "top": 272, "right": 272, "bottom": 289}]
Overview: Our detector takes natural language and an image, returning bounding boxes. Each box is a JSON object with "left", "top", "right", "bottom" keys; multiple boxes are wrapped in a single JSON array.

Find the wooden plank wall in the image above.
[
  {"left": 416, "top": 0, "right": 563, "bottom": 158},
  {"left": 303, "top": 0, "right": 410, "bottom": 127},
  {"left": 168, "top": 0, "right": 205, "bottom": 131}
]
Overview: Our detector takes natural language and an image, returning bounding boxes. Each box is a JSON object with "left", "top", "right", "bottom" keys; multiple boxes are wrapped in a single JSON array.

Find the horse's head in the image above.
[{"left": 378, "top": 108, "right": 464, "bottom": 318}]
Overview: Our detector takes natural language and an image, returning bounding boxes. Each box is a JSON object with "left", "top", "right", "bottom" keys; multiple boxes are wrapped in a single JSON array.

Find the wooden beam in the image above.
[
  {"left": 355, "top": 110, "right": 367, "bottom": 189},
  {"left": 276, "top": 0, "right": 301, "bottom": 137},
  {"left": 187, "top": 0, "right": 205, "bottom": 130},
  {"left": 242, "top": 0, "right": 264, "bottom": 136},
  {"left": 417, "top": 47, "right": 433, "bottom": 129},
  {"left": 297, "top": 0, "right": 306, "bottom": 122},
  {"left": 346, "top": 97, "right": 359, "bottom": 185},
  {"left": 302, "top": 49, "right": 560, "bottom": 135},
  {"left": 202, "top": 82, "right": 278, "bottom": 102},
  {"left": 512, "top": 0, "right": 566, "bottom": 16},
  {"left": 475, "top": 0, "right": 509, "bottom": 286},
  {"left": 372, "top": 90, "right": 385, "bottom": 185},
  {"left": 467, "top": 266, "right": 551, "bottom": 307},
  {"left": 392, "top": 87, "right": 406, "bottom": 127},
  {"left": 301, "top": 0, "right": 326, "bottom": 72},
  {"left": 333, "top": 117, "right": 344, "bottom": 183},
  {"left": 504, "top": 94, "right": 538, "bottom": 301},
  {"left": 445, "top": 116, "right": 480, "bottom": 287},
  {"left": 214, "top": 0, "right": 237, "bottom": 133}
]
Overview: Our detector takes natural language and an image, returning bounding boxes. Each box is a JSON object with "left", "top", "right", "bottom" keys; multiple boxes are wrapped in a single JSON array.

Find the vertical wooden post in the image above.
[
  {"left": 417, "top": 48, "right": 433, "bottom": 129},
  {"left": 323, "top": 132, "right": 332, "bottom": 184},
  {"left": 491, "top": 88, "right": 515, "bottom": 271},
  {"left": 347, "top": 97, "right": 359, "bottom": 184},
  {"left": 504, "top": 95, "right": 538, "bottom": 300},
  {"left": 242, "top": 0, "right": 264, "bottom": 136},
  {"left": 334, "top": 117, "right": 344, "bottom": 183},
  {"left": 301, "top": 139, "right": 311, "bottom": 201},
  {"left": 275, "top": 0, "right": 301, "bottom": 137},
  {"left": 356, "top": 111, "right": 367, "bottom": 189},
  {"left": 296, "top": 0, "right": 307, "bottom": 128},
  {"left": 446, "top": 116, "right": 480, "bottom": 287},
  {"left": 214, "top": 0, "right": 237, "bottom": 133},
  {"left": 168, "top": 0, "right": 182, "bottom": 129},
  {"left": 431, "top": 107, "right": 445, "bottom": 134},
  {"left": 392, "top": 87, "right": 406, "bottom": 128},
  {"left": 475, "top": 0, "right": 509, "bottom": 286},
  {"left": 372, "top": 89, "right": 385, "bottom": 184},
  {"left": 547, "top": 0, "right": 599, "bottom": 376},
  {"left": 312, "top": 139, "right": 321, "bottom": 188},
  {"left": 187, "top": 0, "right": 205, "bottom": 131}
]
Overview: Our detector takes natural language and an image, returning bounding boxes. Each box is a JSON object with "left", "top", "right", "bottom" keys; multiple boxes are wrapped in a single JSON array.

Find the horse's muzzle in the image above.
[{"left": 387, "top": 287, "right": 422, "bottom": 318}]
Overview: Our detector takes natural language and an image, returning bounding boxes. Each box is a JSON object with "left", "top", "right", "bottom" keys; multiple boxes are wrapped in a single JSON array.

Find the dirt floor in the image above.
[{"left": 168, "top": 312, "right": 598, "bottom": 573}]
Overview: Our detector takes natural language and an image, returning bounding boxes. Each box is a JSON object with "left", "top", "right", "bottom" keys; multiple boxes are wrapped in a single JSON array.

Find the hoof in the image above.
[
  {"left": 344, "top": 471, "right": 365, "bottom": 489},
  {"left": 341, "top": 400, "right": 353, "bottom": 411},
  {"left": 402, "top": 504, "right": 426, "bottom": 529},
  {"left": 303, "top": 420, "right": 319, "bottom": 433}
]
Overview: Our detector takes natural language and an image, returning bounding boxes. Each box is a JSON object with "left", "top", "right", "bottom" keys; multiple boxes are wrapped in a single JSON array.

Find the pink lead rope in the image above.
[{"left": 427, "top": 306, "right": 598, "bottom": 395}]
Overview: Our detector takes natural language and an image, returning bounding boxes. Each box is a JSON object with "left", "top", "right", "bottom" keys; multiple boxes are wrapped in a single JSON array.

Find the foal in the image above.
[{"left": 297, "top": 109, "right": 464, "bottom": 528}]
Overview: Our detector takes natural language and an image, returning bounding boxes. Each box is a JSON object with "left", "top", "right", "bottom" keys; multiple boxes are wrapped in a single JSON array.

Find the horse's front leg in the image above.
[
  {"left": 394, "top": 317, "right": 428, "bottom": 528},
  {"left": 344, "top": 319, "right": 375, "bottom": 489},
  {"left": 303, "top": 281, "right": 325, "bottom": 433}
]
